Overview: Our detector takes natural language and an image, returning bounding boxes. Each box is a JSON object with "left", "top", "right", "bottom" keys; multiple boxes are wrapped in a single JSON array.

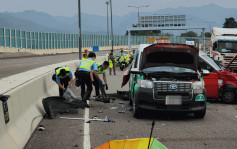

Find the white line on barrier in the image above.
[{"left": 83, "top": 101, "right": 91, "bottom": 149}]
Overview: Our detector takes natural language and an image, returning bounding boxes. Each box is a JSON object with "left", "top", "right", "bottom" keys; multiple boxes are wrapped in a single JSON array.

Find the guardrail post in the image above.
[
  {"left": 3, "top": 28, "right": 6, "bottom": 47},
  {"left": 30, "top": 32, "right": 32, "bottom": 49},
  {"left": 20, "top": 30, "right": 22, "bottom": 49},
  {"left": 15, "top": 29, "right": 17, "bottom": 48},
  {"left": 9, "top": 29, "right": 11, "bottom": 48},
  {"left": 25, "top": 31, "right": 27, "bottom": 49}
]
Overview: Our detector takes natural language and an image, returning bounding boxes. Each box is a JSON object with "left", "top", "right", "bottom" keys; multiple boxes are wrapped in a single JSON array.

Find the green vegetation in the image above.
[
  {"left": 125, "top": 30, "right": 161, "bottom": 36},
  {"left": 205, "top": 32, "right": 211, "bottom": 37},
  {"left": 223, "top": 17, "right": 237, "bottom": 28},
  {"left": 180, "top": 31, "right": 198, "bottom": 37}
]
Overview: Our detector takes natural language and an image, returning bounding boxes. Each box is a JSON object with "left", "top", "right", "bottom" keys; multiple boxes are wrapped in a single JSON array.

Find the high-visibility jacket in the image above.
[
  {"left": 56, "top": 67, "right": 70, "bottom": 79},
  {"left": 109, "top": 59, "right": 113, "bottom": 68},
  {"left": 119, "top": 55, "right": 128, "bottom": 62},
  {"left": 79, "top": 59, "right": 95, "bottom": 71},
  {"left": 97, "top": 63, "right": 106, "bottom": 74}
]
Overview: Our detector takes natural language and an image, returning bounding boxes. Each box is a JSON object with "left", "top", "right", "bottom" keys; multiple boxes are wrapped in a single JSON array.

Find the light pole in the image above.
[
  {"left": 78, "top": 0, "right": 82, "bottom": 60},
  {"left": 109, "top": 0, "right": 114, "bottom": 51},
  {"left": 105, "top": 1, "right": 109, "bottom": 46},
  {"left": 128, "top": 5, "right": 150, "bottom": 23},
  {"left": 205, "top": 21, "right": 215, "bottom": 33}
]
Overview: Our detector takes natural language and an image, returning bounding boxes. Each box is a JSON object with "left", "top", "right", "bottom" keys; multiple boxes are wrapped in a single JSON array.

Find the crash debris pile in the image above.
[{"left": 42, "top": 96, "right": 87, "bottom": 119}]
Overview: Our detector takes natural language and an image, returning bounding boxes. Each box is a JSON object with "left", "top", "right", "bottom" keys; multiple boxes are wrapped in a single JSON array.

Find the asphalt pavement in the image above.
[
  {"left": 0, "top": 51, "right": 110, "bottom": 79},
  {"left": 25, "top": 68, "right": 237, "bottom": 149}
]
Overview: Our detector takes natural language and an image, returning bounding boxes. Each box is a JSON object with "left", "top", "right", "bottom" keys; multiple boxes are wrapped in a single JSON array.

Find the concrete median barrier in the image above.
[{"left": 0, "top": 56, "right": 106, "bottom": 149}]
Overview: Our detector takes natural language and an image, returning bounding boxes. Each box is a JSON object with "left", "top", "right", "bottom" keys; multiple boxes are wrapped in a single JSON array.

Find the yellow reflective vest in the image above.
[
  {"left": 79, "top": 59, "right": 95, "bottom": 71},
  {"left": 97, "top": 63, "right": 106, "bottom": 74},
  {"left": 56, "top": 67, "right": 70, "bottom": 79}
]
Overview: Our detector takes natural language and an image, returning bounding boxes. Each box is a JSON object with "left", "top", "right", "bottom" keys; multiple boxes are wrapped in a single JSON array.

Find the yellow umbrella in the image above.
[{"left": 94, "top": 138, "right": 167, "bottom": 149}]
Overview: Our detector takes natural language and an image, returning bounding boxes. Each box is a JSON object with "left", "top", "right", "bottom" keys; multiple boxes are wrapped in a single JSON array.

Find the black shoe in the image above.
[
  {"left": 93, "top": 95, "right": 101, "bottom": 101},
  {"left": 84, "top": 103, "right": 90, "bottom": 108}
]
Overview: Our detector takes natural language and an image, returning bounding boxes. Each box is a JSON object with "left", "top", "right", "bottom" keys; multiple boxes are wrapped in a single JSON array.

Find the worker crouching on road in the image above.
[
  {"left": 93, "top": 61, "right": 109, "bottom": 98},
  {"left": 55, "top": 67, "right": 73, "bottom": 97},
  {"left": 76, "top": 52, "right": 97, "bottom": 103}
]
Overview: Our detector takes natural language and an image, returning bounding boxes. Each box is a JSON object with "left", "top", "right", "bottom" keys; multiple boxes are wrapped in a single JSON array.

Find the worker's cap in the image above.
[{"left": 84, "top": 48, "right": 88, "bottom": 51}]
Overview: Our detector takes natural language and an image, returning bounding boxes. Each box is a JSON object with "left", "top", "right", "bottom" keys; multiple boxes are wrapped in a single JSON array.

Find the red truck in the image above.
[{"left": 199, "top": 51, "right": 237, "bottom": 103}]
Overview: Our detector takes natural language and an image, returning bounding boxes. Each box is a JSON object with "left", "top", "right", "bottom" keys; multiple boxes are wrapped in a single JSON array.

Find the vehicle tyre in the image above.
[
  {"left": 194, "top": 108, "right": 206, "bottom": 119},
  {"left": 221, "top": 90, "right": 235, "bottom": 103},
  {"left": 129, "top": 93, "right": 133, "bottom": 106},
  {"left": 133, "top": 101, "right": 142, "bottom": 118},
  {"left": 128, "top": 82, "right": 133, "bottom": 106},
  {"left": 120, "top": 65, "right": 125, "bottom": 71}
]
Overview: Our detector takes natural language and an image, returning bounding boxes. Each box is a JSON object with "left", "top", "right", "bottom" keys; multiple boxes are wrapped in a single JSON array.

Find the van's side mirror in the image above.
[
  {"left": 202, "top": 70, "right": 210, "bottom": 76},
  {"left": 130, "top": 68, "right": 140, "bottom": 74}
]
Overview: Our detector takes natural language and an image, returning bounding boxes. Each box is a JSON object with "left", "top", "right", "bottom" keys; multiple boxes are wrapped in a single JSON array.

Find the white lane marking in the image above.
[{"left": 83, "top": 101, "right": 91, "bottom": 149}]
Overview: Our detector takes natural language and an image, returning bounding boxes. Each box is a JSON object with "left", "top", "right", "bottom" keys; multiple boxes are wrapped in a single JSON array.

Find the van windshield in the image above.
[{"left": 143, "top": 66, "right": 195, "bottom": 73}]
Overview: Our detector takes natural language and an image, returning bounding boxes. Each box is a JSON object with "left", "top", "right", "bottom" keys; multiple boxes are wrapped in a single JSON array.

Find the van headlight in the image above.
[
  {"left": 138, "top": 80, "right": 153, "bottom": 88},
  {"left": 192, "top": 81, "right": 204, "bottom": 94}
]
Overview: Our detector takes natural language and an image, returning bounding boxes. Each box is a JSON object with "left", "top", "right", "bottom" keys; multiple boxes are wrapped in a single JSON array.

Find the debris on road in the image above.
[
  {"left": 42, "top": 96, "right": 87, "bottom": 119},
  {"left": 38, "top": 125, "right": 45, "bottom": 131},
  {"left": 110, "top": 107, "right": 118, "bottom": 110},
  {"left": 118, "top": 111, "right": 125, "bottom": 114},
  {"left": 124, "top": 107, "right": 133, "bottom": 111},
  {"left": 60, "top": 116, "right": 115, "bottom": 123},
  {"left": 116, "top": 91, "right": 129, "bottom": 100}
]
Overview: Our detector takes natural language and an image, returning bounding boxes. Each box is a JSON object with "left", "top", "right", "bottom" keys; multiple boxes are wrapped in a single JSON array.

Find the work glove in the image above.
[
  {"left": 64, "top": 88, "right": 67, "bottom": 92},
  {"left": 99, "top": 80, "right": 103, "bottom": 85},
  {"left": 105, "top": 84, "right": 108, "bottom": 90}
]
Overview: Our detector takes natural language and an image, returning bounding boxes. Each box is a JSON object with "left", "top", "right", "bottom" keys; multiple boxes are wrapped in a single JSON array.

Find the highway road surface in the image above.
[
  {"left": 0, "top": 51, "right": 110, "bottom": 79},
  {"left": 25, "top": 69, "right": 237, "bottom": 149}
]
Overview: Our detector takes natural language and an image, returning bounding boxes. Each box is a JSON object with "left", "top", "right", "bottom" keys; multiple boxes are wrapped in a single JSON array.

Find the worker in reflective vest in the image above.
[
  {"left": 108, "top": 50, "right": 116, "bottom": 75},
  {"left": 55, "top": 67, "right": 73, "bottom": 97},
  {"left": 76, "top": 52, "right": 97, "bottom": 103},
  {"left": 93, "top": 61, "right": 109, "bottom": 98}
]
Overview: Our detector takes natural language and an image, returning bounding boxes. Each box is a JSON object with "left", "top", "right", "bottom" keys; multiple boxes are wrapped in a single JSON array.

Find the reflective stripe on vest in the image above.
[
  {"left": 80, "top": 59, "right": 95, "bottom": 71},
  {"left": 97, "top": 63, "right": 106, "bottom": 74},
  {"left": 56, "top": 67, "right": 70, "bottom": 79}
]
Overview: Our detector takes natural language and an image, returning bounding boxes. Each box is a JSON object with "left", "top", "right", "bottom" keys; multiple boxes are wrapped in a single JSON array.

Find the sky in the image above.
[{"left": 1, "top": 0, "right": 237, "bottom": 17}]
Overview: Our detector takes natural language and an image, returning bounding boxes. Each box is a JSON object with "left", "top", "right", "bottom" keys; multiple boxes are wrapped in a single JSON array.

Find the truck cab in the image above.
[{"left": 210, "top": 27, "right": 237, "bottom": 70}]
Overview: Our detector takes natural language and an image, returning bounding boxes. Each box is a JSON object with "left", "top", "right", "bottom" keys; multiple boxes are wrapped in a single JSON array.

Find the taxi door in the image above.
[{"left": 199, "top": 58, "right": 220, "bottom": 99}]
